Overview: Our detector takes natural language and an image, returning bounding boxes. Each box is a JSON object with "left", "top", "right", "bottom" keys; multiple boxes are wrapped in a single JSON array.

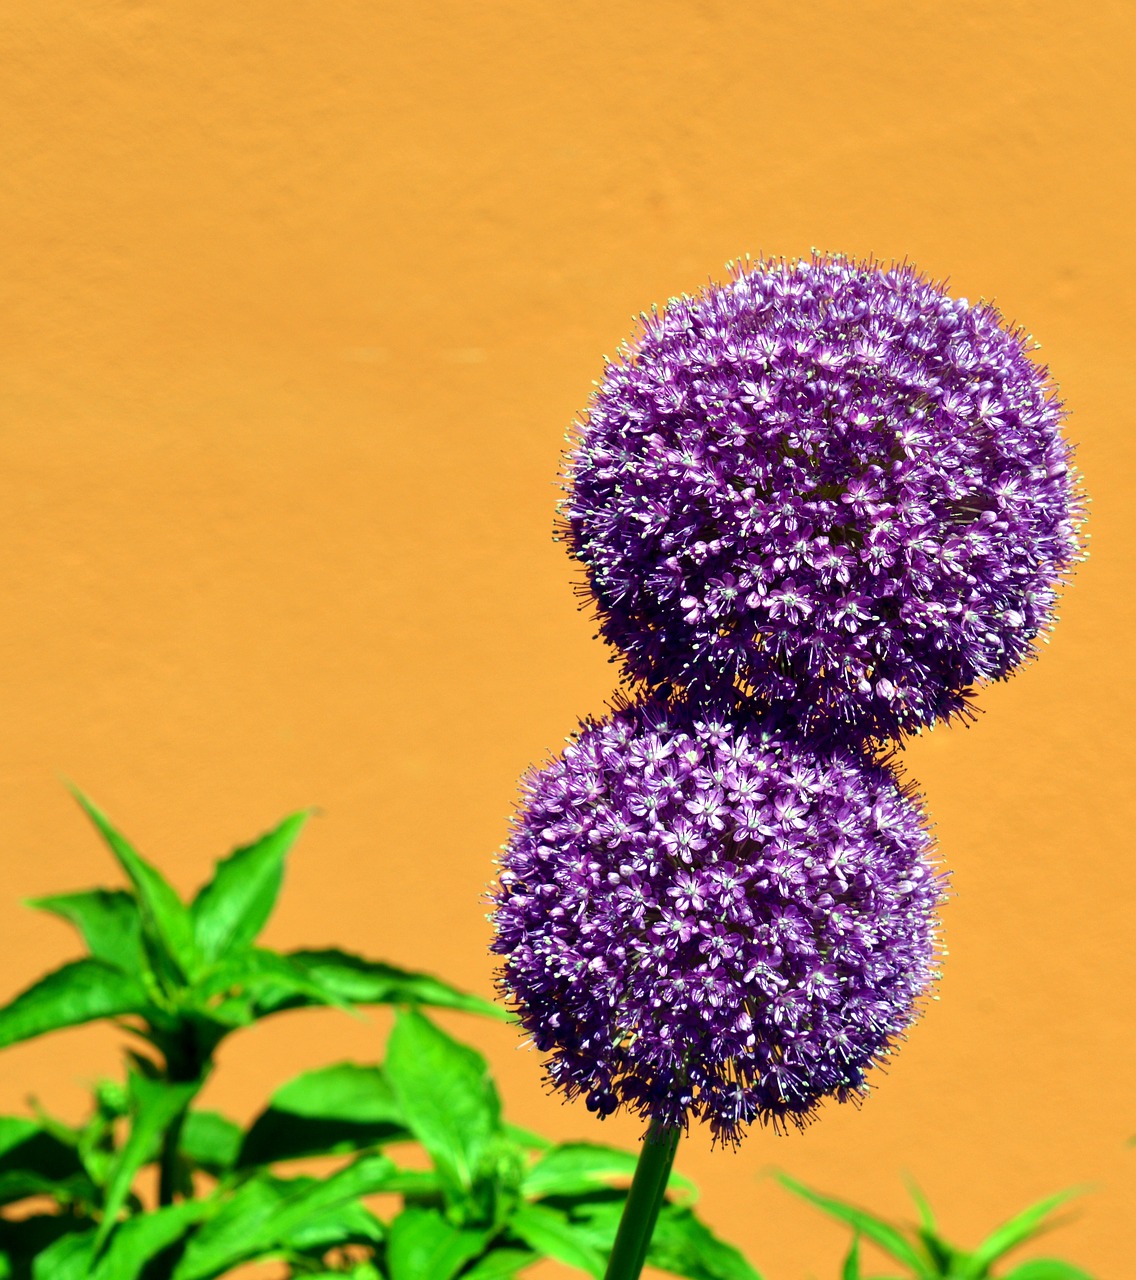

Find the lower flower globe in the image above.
[{"left": 491, "top": 700, "right": 946, "bottom": 1142}]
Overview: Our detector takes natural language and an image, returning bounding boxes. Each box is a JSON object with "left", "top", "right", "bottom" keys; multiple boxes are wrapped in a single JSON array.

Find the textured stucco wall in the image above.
[{"left": 0, "top": 3, "right": 1133, "bottom": 1276}]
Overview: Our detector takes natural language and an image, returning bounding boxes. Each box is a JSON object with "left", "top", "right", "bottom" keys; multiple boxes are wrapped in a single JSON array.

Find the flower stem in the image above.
[{"left": 604, "top": 1120, "right": 681, "bottom": 1280}]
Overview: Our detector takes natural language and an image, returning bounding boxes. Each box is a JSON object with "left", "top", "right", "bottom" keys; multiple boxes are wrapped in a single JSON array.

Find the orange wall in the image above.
[{"left": 0, "top": 3, "right": 1132, "bottom": 1277}]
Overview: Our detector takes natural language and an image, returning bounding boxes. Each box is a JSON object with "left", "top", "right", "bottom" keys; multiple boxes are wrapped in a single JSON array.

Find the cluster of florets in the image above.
[
  {"left": 492, "top": 254, "right": 1080, "bottom": 1141},
  {"left": 565, "top": 255, "right": 1083, "bottom": 741},
  {"left": 492, "top": 701, "right": 944, "bottom": 1139}
]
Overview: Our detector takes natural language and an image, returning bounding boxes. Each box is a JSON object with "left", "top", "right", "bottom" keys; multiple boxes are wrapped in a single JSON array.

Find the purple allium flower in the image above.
[
  {"left": 565, "top": 255, "right": 1084, "bottom": 742},
  {"left": 491, "top": 699, "right": 945, "bottom": 1141}
]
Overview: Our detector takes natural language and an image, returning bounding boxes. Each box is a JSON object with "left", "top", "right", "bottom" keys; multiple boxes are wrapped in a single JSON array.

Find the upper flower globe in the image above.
[{"left": 565, "top": 255, "right": 1083, "bottom": 742}]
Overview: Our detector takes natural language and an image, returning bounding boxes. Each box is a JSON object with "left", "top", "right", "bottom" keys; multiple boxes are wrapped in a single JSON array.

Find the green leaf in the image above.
[
  {"left": 72, "top": 791, "right": 199, "bottom": 985},
  {"left": 281, "top": 1199, "right": 385, "bottom": 1253},
  {"left": 460, "top": 1248, "right": 539, "bottom": 1279},
  {"left": 239, "top": 1061, "right": 407, "bottom": 1168},
  {"left": 842, "top": 1235, "right": 862, "bottom": 1280},
  {"left": 0, "top": 959, "right": 151, "bottom": 1049},
  {"left": 904, "top": 1178, "right": 936, "bottom": 1234},
  {"left": 385, "top": 1008, "right": 502, "bottom": 1201},
  {"left": 0, "top": 1212, "right": 92, "bottom": 1273},
  {"left": 967, "top": 1191, "right": 1082, "bottom": 1273},
  {"left": 372, "top": 1168, "right": 443, "bottom": 1197},
  {"left": 31, "top": 1231, "right": 96, "bottom": 1280},
  {"left": 647, "top": 1206, "right": 763, "bottom": 1280},
  {"left": 171, "top": 1154, "right": 397, "bottom": 1280},
  {"left": 94, "top": 1071, "right": 204, "bottom": 1253},
  {"left": 26, "top": 890, "right": 145, "bottom": 976},
  {"left": 508, "top": 1202, "right": 606, "bottom": 1278},
  {"left": 535, "top": 1187, "right": 622, "bottom": 1251},
  {"left": 0, "top": 1165, "right": 96, "bottom": 1209},
  {"left": 0, "top": 1117, "right": 85, "bottom": 1194},
  {"left": 98, "top": 1200, "right": 207, "bottom": 1280},
  {"left": 503, "top": 1123, "right": 552, "bottom": 1152},
  {"left": 194, "top": 948, "right": 354, "bottom": 1012},
  {"left": 778, "top": 1176, "right": 930, "bottom": 1274},
  {"left": 73, "top": 1081, "right": 129, "bottom": 1191},
  {"left": 257, "top": 948, "right": 503, "bottom": 1018},
  {"left": 32, "top": 1201, "right": 207, "bottom": 1280},
  {"left": 180, "top": 1110, "right": 243, "bottom": 1177},
  {"left": 546, "top": 1192, "right": 759, "bottom": 1280},
  {"left": 522, "top": 1141, "right": 695, "bottom": 1201},
  {"left": 1002, "top": 1261, "right": 1096, "bottom": 1280},
  {"left": 190, "top": 812, "right": 308, "bottom": 963},
  {"left": 900, "top": 1179, "right": 962, "bottom": 1275},
  {"left": 387, "top": 1207, "right": 489, "bottom": 1280}
]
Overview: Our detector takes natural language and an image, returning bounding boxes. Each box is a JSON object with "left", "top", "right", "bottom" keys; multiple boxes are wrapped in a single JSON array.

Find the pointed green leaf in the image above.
[
  {"left": 522, "top": 1141, "right": 695, "bottom": 1201},
  {"left": 27, "top": 890, "right": 145, "bottom": 976},
  {"left": 0, "top": 1116, "right": 81, "bottom": 1178},
  {"left": 461, "top": 1248, "right": 539, "bottom": 1280},
  {"left": 193, "top": 948, "right": 354, "bottom": 1011},
  {"left": 281, "top": 1199, "right": 385, "bottom": 1253},
  {"left": 171, "top": 1154, "right": 396, "bottom": 1280},
  {"left": 503, "top": 1123, "right": 552, "bottom": 1152},
  {"left": 93, "top": 1200, "right": 208, "bottom": 1280},
  {"left": 0, "top": 959, "right": 151, "bottom": 1049},
  {"left": 548, "top": 1192, "right": 759, "bottom": 1280},
  {"left": 900, "top": 1179, "right": 962, "bottom": 1273},
  {"left": 842, "top": 1235, "right": 862, "bottom": 1280},
  {"left": 778, "top": 1177, "right": 929, "bottom": 1274},
  {"left": 904, "top": 1178, "right": 936, "bottom": 1234},
  {"left": 968, "top": 1191, "right": 1082, "bottom": 1273},
  {"left": 920, "top": 1232, "right": 963, "bottom": 1275},
  {"left": 0, "top": 1116, "right": 93, "bottom": 1206},
  {"left": 1002, "top": 1261, "right": 1095, "bottom": 1280},
  {"left": 31, "top": 1231, "right": 96, "bottom": 1280},
  {"left": 387, "top": 1207, "right": 489, "bottom": 1280},
  {"left": 533, "top": 1187, "right": 622, "bottom": 1249},
  {"left": 94, "top": 1071, "right": 204, "bottom": 1253},
  {"left": 239, "top": 1061, "right": 407, "bottom": 1168},
  {"left": 180, "top": 1110, "right": 243, "bottom": 1177},
  {"left": 190, "top": 812, "right": 307, "bottom": 963},
  {"left": 72, "top": 792, "right": 198, "bottom": 984},
  {"left": 385, "top": 1009, "right": 502, "bottom": 1200},
  {"left": 253, "top": 948, "right": 503, "bottom": 1018},
  {"left": 0, "top": 1168, "right": 96, "bottom": 1207},
  {"left": 376, "top": 1167, "right": 445, "bottom": 1197},
  {"left": 172, "top": 1176, "right": 282, "bottom": 1279},
  {"left": 647, "top": 1205, "right": 764, "bottom": 1280},
  {"left": 508, "top": 1202, "right": 606, "bottom": 1278},
  {"left": 0, "top": 1212, "right": 92, "bottom": 1270},
  {"left": 270, "top": 1060, "right": 402, "bottom": 1122}
]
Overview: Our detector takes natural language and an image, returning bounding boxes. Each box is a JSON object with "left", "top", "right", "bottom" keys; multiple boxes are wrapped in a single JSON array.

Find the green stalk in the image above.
[
  {"left": 158, "top": 1108, "right": 187, "bottom": 1206},
  {"left": 604, "top": 1120, "right": 681, "bottom": 1280},
  {"left": 158, "top": 1025, "right": 202, "bottom": 1205}
]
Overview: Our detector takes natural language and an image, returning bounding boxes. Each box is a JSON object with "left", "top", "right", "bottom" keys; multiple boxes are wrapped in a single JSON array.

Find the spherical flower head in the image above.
[
  {"left": 491, "top": 698, "right": 945, "bottom": 1141},
  {"left": 565, "top": 254, "right": 1084, "bottom": 743}
]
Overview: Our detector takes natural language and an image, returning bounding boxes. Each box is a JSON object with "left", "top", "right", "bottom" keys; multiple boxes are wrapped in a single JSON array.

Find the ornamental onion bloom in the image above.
[
  {"left": 565, "top": 255, "right": 1083, "bottom": 742},
  {"left": 491, "top": 699, "right": 945, "bottom": 1141}
]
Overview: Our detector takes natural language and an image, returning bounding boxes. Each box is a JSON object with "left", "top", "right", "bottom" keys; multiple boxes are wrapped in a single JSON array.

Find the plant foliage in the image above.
[
  {"left": 0, "top": 796, "right": 759, "bottom": 1279},
  {"left": 779, "top": 1175, "right": 1094, "bottom": 1280}
]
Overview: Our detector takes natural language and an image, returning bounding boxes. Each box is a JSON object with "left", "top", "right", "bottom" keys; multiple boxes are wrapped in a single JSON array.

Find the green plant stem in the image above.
[
  {"left": 603, "top": 1120, "right": 681, "bottom": 1280},
  {"left": 159, "top": 1031, "right": 201, "bottom": 1206},
  {"left": 158, "top": 1107, "right": 187, "bottom": 1206}
]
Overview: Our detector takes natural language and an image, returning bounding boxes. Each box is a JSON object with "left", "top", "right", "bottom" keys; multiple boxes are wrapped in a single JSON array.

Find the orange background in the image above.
[{"left": 1, "top": 3, "right": 1133, "bottom": 1277}]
